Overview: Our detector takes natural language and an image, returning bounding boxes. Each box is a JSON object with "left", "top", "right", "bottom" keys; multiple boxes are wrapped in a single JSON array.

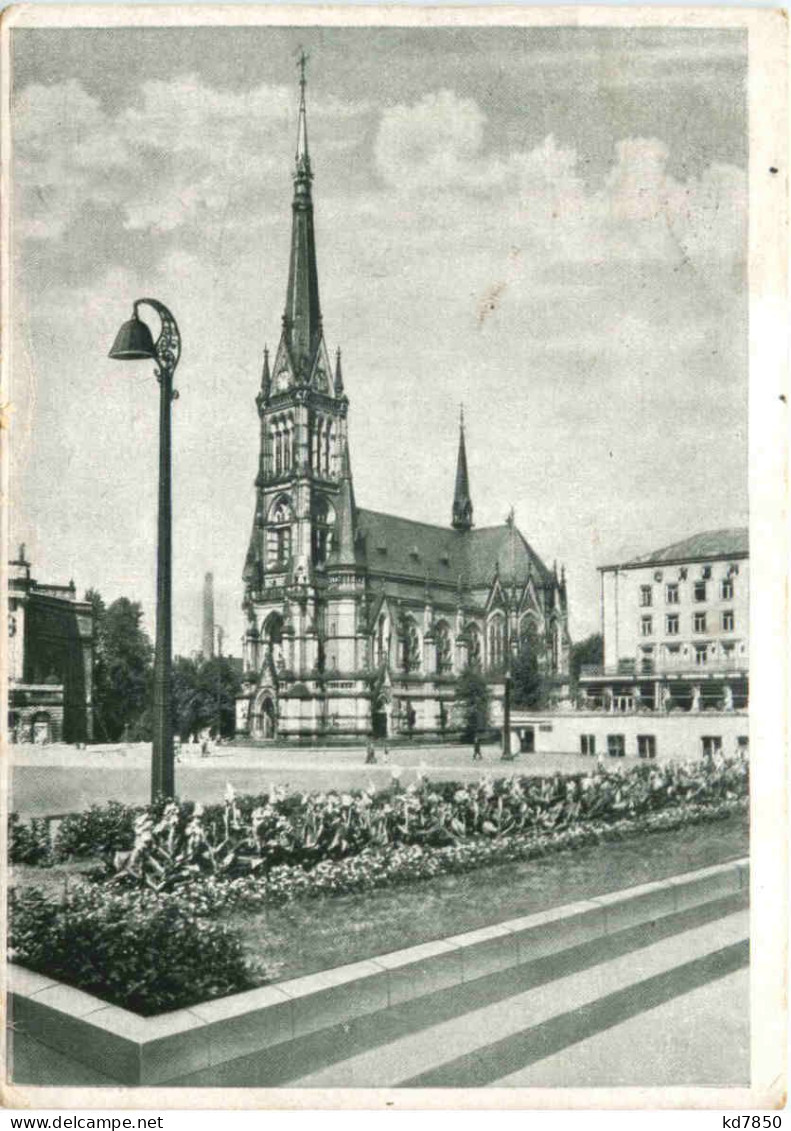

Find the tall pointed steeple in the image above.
[
  {"left": 452, "top": 404, "right": 474, "bottom": 531},
  {"left": 282, "top": 50, "right": 322, "bottom": 381}
]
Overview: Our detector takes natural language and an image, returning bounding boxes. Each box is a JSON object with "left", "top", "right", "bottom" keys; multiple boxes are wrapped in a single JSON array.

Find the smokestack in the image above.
[{"left": 202, "top": 572, "right": 215, "bottom": 658}]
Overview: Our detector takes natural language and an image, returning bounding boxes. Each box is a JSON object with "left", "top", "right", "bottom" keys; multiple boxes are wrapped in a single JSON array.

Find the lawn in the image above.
[{"left": 234, "top": 811, "right": 748, "bottom": 986}]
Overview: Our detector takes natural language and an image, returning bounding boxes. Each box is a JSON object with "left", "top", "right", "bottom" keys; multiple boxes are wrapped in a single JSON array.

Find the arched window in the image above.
[
  {"left": 435, "top": 621, "right": 453, "bottom": 674},
  {"left": 488, "top": 614, "right": 505, "bottom": 671},
  {"left": 400, "top": 615, "right": 421, "bottom": 673},
  {"left": 311, "top": 495, "right": 335, "bottom": 566},
  {"left": 311, "top": 415, "right": 320, "bottom": 471},
  {"left": 374, "top": 613, "right": 388, "bottom": 667},
  {"left": 323, "top": 421, "right": 332, "bottom": 476},
  {"left": 283, "top": 417, "right": 291, "bottom": 472},
  {"left": 266, "top": 496, "right": 292, "bottom": 570},
  {"left": 262, "top": 612, "right": 285, "bottom": 671},
  {"left": 466, "top": 623, "right": 482, "bottom": 669}
]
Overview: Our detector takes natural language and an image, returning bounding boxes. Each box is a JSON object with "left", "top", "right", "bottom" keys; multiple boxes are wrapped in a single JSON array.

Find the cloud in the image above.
[
  {"left": 11, "top": 73, "right": 747, "bottom": 648},
  {"left": 13, "top": 75, "right": 370, "bottom": 243}
]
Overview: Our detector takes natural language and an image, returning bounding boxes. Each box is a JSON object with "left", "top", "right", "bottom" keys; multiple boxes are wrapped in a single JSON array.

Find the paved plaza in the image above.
[{"left": 9, "top": 741, "right": 603, "bottom": 818}]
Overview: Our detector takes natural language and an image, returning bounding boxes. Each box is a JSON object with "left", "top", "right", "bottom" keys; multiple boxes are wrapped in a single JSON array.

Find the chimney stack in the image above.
[{"left": 202, "top": 572, "right": 215, "bottom": 659}]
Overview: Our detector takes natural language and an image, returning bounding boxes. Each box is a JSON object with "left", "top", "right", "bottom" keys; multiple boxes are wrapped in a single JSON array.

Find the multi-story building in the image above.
[
  {"left": 8, "top": 546, "right": 94, "bottom": 743},
  {"left": 579, "top": 528, "right": 749, "bottom": 714},
  {"left": 508, "top": 529, "right": 749, "bottom": 762},
  {"left": 234, "top": 71, "right": 570, "bottom": 743}
]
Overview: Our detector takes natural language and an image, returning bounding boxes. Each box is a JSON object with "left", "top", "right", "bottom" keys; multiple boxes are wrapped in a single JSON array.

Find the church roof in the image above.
[
  {"left": 609, "top": 527, "right": 749, "bottom": 570},
  {"left": 356, "top": 509, "right": 553, "bottom": 588}
]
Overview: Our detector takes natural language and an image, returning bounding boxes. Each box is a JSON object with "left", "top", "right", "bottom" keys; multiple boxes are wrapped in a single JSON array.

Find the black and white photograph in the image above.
[{"left": 2, "top": 4, "right": 786, "bottom": 1109}]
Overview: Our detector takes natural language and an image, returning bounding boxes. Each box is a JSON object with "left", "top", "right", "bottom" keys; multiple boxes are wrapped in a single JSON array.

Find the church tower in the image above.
[{"left": 241, "top": 54, "right": 356, "bottom": 727}]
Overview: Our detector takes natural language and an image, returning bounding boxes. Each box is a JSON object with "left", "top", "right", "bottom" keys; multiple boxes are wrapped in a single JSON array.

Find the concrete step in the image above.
[{"left": 286, "top": 907, "right": 748, "bottom": 1088}]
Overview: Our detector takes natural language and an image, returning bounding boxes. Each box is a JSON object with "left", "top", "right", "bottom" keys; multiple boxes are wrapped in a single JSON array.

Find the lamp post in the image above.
[
  {"left": 501, "top": 669, "right": 513, "bottom": 760},
  {"left": 215, "top": 624, "right": 225, "bottom": 741},
  {"left": 109, "top": 299, "right": 181, "bottom": 802}
]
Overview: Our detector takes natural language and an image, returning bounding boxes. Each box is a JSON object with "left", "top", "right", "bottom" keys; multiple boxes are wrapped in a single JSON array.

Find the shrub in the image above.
[
  {"left": 10, "top": 884, "right": 251, "bottom": 1015},
  {"left": 9, "top": 813, "right": 52, "bottom": 865},
  {"left": 53, "top": 801, "right": 142, "bottom": 861}
]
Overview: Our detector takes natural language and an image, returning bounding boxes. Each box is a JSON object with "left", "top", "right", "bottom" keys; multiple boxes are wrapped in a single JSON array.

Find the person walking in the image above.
[
  {"left": 365, "top": 739, "right": 377, "bottom": 765},
  {"left": 472, "top": 733, "right": 483, "bottom": 762}
]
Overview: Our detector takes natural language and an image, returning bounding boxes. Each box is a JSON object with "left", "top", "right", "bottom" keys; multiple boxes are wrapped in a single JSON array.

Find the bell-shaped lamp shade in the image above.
[{"left": 108, "top": 315, "right": 156, "bottom": 361}]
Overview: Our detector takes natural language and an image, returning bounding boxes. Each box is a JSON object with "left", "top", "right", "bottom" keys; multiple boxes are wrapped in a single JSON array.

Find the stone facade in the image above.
[
  {"left": 8, "top": 547, "right": 94, "bottom": 743},
  {"left": 235, "top": 78, "right": 570, "bottom": 743}
]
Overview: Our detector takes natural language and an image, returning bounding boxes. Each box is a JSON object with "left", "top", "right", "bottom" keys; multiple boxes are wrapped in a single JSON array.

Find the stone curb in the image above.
[{"left": 9, "top": 857, "right": 748, "bottom": 1085}]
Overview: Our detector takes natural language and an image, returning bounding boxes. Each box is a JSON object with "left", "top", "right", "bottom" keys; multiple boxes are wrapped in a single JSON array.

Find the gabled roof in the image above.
[
  {"left": 356, "top": 509, "right": 553, "bottom": 589},
  {"left": 609, "top": 527, "right": 749, "bottom": 570},
  {"left": 464, "top": 524, "right": 554, "bottom": 587}
]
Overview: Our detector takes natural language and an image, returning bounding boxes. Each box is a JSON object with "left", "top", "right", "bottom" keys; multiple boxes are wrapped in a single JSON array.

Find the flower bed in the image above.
[{"left": 9, "top": 754, "right": 748, "bottom": 1015}]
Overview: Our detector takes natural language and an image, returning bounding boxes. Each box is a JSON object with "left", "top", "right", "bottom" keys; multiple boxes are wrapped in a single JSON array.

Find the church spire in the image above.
[
  {"left": 283, "top": 49, "right": 321, "bottom": 380},
  {"left": 332, "top": 437, "right": 357, "bottom": 566},
  {"left": 452, "top": 404, "right": 474, "bottom": 531}
]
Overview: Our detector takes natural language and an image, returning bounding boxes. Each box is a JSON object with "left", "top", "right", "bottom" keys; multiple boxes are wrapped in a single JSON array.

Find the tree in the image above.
[
  {"left": 173, "top": 654, "right": 242, "bottom": 741},
  {"left": 455, "top": 665, "right": 491, "bottom": 740},
  {"left": 87, "top": 591, "right": 153, "bottom": 742},
  {"left": 511, "top": 619, "right": 550, "bottom": 709},
  {"left": 570, "top": 633, "right": 603, "bottom": 691}
]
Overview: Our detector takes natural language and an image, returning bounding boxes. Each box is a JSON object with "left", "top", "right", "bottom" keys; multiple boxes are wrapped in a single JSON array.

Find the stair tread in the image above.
[{"left": 289, "top": 909, "right": 749, "bottom": 1087}]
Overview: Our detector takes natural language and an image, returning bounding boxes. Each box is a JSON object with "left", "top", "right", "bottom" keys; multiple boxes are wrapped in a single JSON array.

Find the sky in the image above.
[{"left": 10, "top": 25, "right": 748, "bottom": 655}]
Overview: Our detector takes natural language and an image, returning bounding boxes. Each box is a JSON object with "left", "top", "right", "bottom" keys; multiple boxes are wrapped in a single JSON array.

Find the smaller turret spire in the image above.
[
  {"left": 335, "top": 347, "right": 344, "bottom": 395},
  {"left": 332, "top": 436, "right": 357, "bottom": 566},
  {"left": 257, "top": 346, "right": 271, "bottom": 411},
  {"left": 452, "top": 403, "right": 473, "bottom": 531}
]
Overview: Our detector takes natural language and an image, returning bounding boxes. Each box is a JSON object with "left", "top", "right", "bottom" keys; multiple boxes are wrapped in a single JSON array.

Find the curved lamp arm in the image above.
[{"left": 134, "top": 298, "right": 182, "bottom": 382}]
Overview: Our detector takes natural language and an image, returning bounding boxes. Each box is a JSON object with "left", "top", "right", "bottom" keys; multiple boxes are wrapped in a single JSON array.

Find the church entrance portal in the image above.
[
  {"left": 261, "top": 697, "right": 276, "bottom": 739},
  {"left": 252, "top": 692, "right": 277, "bottom": 740},
  {"left": 372, "top": 696, "right": 388, "bottom": 738}
]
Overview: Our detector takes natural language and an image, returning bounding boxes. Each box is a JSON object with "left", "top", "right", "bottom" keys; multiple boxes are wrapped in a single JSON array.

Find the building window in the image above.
[
  {"left": 665, "top": 583, "right": 679, "bottom": 605},
  {"left": 666, "top": 614, "right": 679, "bottom": 636},
  {"left": 721, "top": 578, "right": 734, "bottom": 600},
  {"left": 640, "top": 616, "right": 653, "bottom": 637},
  {"left": 266, "top": 498, "right": 292, "bottom": 570},
  {"left": 400, "top": 616, "right": 421, "bottom": 673},
  {"left": 737, "top": 735, "right": 749, "bottom": 750},
  {"left": 693, "top": 612, "right": 707, "bottom": 633},
  {"left": 637, "top": 734, "right": 656, "bottom": 759},
  {"left": 639, "top": 585, "right": 653, "bottom": 607},
  {"left": 580, "top": 734, "right": 596, "bottom": 756},
  {"left": 311, "top": 496, "right": 335, "bottom": 567},
  {"left": 607, "top": 734, "right": 626, "bottom": 758},
  {"left": 722, "top": 610, "right": 735, "bottom": 632},
  {"left": 435, "top": 621, "right": 453, "bottom": 674},
  {"left": 488, "top": 615, "right": 505, "bottom": 671},
  {"left": 694, "top": 643, "right": 708, "bottom": 666},
  {"left": 701, "top": 735, "right": 723, "bottom": 757},
  {"left": 694, "top": 580, "right": 707, "bottom": 602}
]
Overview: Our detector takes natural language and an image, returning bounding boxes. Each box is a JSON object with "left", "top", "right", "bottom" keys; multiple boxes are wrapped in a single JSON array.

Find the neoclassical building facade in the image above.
[{"left": 235, "top": 73, "right": 570, "bottom": 742}]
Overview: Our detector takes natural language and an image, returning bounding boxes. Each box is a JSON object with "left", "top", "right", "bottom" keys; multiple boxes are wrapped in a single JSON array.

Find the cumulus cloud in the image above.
[{"left": 13, "top": 76, "right": 369, "bottom": 242}]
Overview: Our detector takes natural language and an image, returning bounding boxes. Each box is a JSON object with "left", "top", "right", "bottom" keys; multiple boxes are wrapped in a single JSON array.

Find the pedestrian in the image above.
[
  {"left": 365, "top": 739, "right": 377, "bottom": 765},
  {"left": 382, "top": 742, "right": 390, "bottom": 764},
  {"left": 472, "top": 734, "right": 483, "bottom": 762}
]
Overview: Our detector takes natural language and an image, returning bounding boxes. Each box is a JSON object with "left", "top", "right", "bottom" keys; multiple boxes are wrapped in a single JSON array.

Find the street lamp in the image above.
[
  {"left": 215, "top": 624, "right": 225, "bottom": 741},
  {"left": 109, "top": 299, "right": 181, "bottom": 802}
]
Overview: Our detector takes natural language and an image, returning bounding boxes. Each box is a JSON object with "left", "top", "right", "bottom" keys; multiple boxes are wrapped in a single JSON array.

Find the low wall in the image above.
[
  {"left": 9, "top": 859, "right": 748, "bottom": 1087},
  {"left": 509, "top": 710, "right": 749, "bottom": 761}
]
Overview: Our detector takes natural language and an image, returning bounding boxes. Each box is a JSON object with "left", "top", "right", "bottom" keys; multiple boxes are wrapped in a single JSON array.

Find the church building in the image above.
[{"left": 235, "top": 66, "right": 571, "bottom": 742}]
